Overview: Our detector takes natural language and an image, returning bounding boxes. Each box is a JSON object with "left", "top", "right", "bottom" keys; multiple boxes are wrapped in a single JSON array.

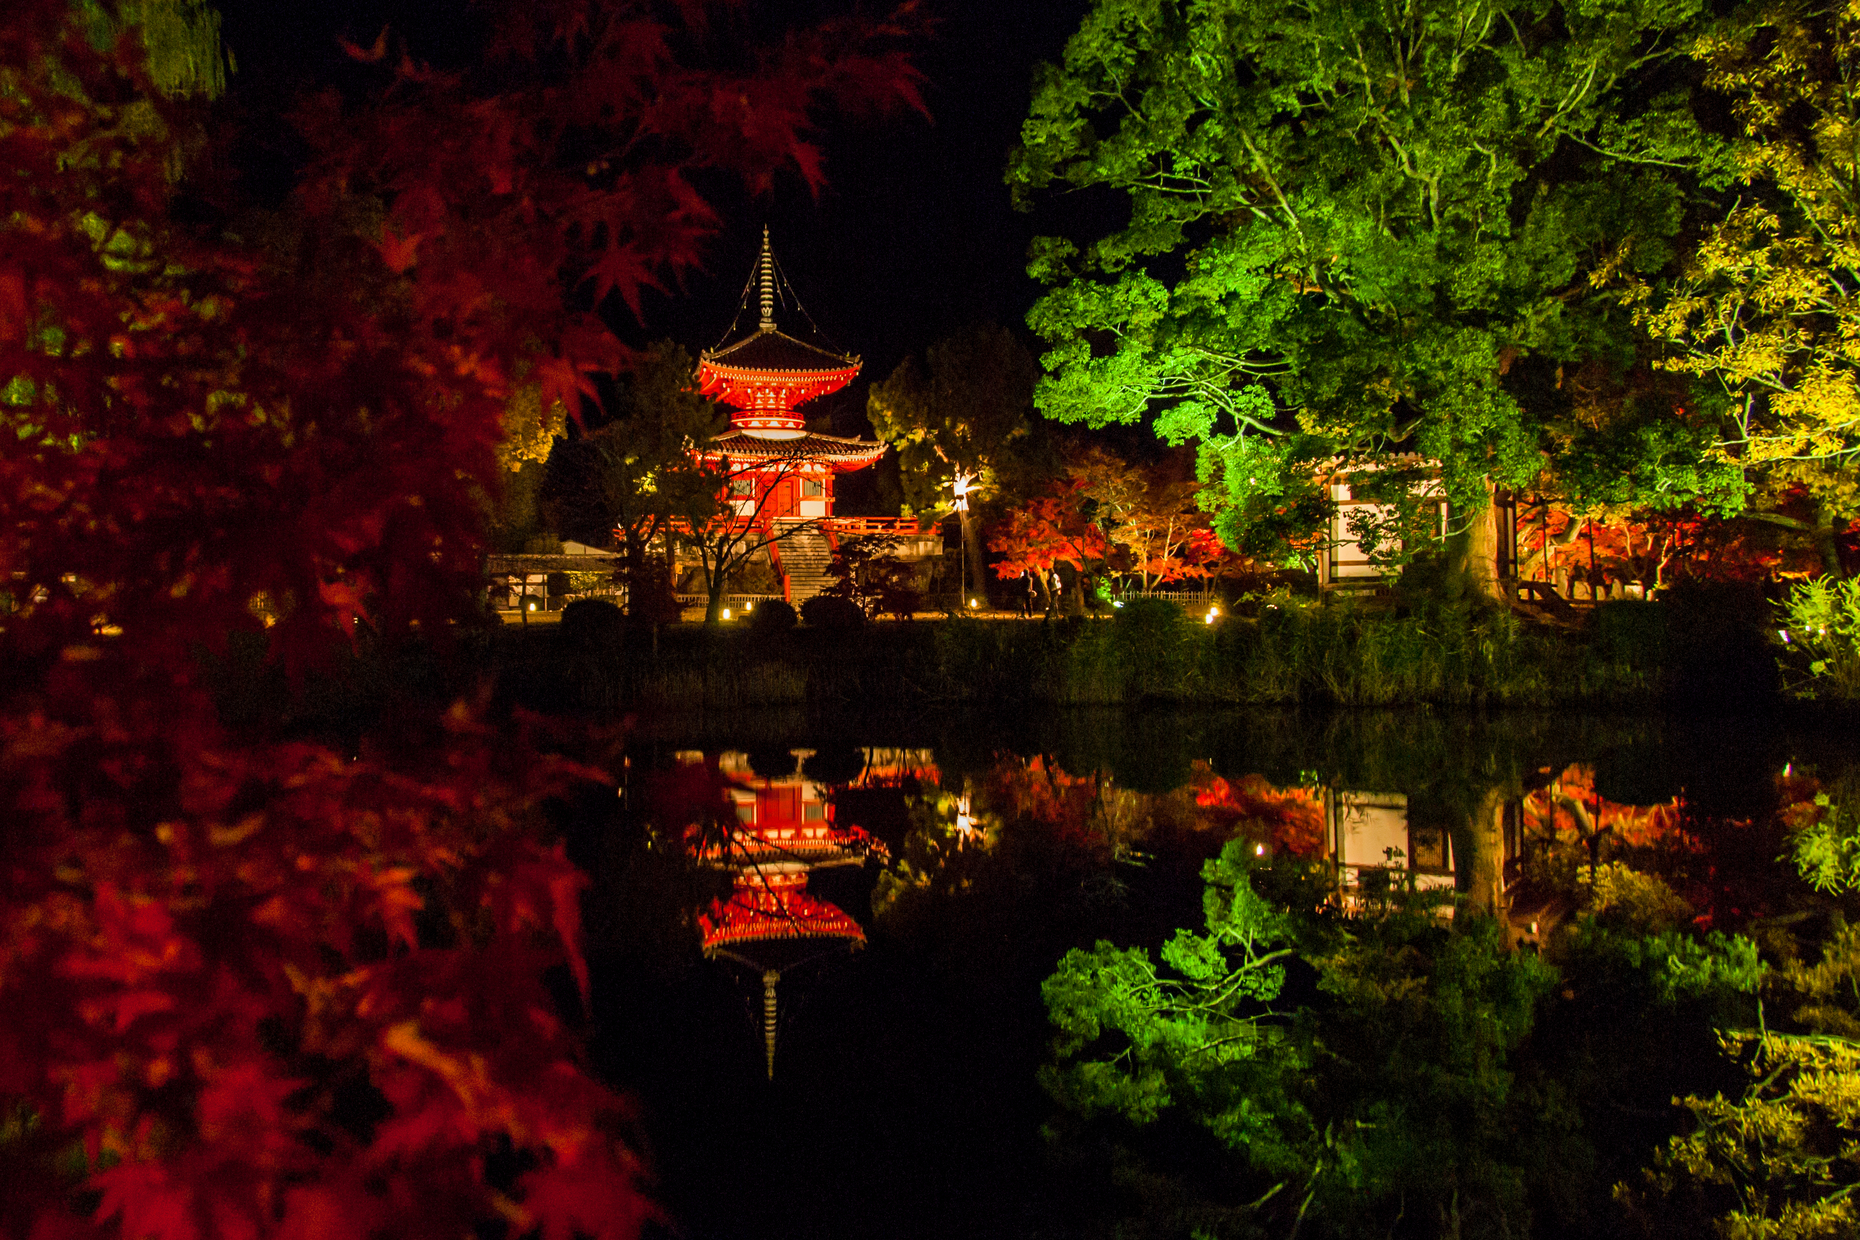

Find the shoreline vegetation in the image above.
[
  {"left": 204, "top": 592, "right": 1849, "bottom": 736},
  {"left": 480, "top": 593, "right": 1807, "bottom": 714}
]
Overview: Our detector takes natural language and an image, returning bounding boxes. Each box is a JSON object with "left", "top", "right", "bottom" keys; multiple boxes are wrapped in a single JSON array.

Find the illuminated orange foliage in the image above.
[
  {"left": 981, "top": 754, "right": 1106, "bottom": 841},
  {"left": 1520, "top": 764, "right": 1684, "bottom": 849},
  {"left": 987, "top": 480, "right": 1109, "bottom": 579},
  {"left": 1516, "top": 501, "right": 1827, "bottom": 597},
  {"left": 1188, "top": 767, "right": 1328, "bottom": 856}
]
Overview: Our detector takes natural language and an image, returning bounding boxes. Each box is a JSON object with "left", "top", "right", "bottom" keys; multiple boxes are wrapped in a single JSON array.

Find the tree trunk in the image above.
[
  {"left": 704, "top": 566, "right": 727, "bottom": 624},
  {"left": 1816, "top": 503, "right": 1846, "bottom": 579},
  {"left": 958, "top": 506, "right": 987, "bottom": 599},
  {"left": 1058, "top": 562, "right": 1085, "bottom": 615},
  {"left": 1451, "top": 784, "right": 1509, "bottom": 917},
  {"left": 1445, "top": 484, "right": 1506, "bottom": 602},
  {"left": 1745, "top": 509, "right": 1848, "bottom": 579}
]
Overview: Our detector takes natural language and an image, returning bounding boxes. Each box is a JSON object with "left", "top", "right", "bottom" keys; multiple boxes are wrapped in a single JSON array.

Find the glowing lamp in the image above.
[
  {"left": 967, "top": 598, "right": 979, "bottom": 610},
  {"left": 954, "top": 794, "right": 975, "bottom": 836},
  {"left": 722, "top": 607, "right": 732, "bottom": 620}
]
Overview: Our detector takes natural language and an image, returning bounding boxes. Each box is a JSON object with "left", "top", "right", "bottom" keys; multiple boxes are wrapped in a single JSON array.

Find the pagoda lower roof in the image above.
[
  {"left": 699, "top": 869, "right": 865, "bottom": 952},
  {"left": 706, "top": 429, "right": 886, "bottom": 468},
  {"left": 691, "top": 820, "right": 880, "bottom": 867}
]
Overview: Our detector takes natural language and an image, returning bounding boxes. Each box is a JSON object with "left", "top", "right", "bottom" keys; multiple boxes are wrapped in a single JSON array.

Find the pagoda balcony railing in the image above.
[
  {"left": 817, "top": 516, "right": 940, "bottom": 537},
  {"left": 652, "top": 515, "right": 940, "bottom": 540},
  {"left": 656, "top": 515, "right": 814, "bottom": 538}
]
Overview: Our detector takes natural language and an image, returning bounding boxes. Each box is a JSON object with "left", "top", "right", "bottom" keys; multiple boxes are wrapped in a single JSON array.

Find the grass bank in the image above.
[{"left": 494, "top": 596, "right": 1747, "bottom": 713}]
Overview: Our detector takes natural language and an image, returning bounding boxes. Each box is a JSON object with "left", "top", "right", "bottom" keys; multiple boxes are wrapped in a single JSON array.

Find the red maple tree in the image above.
[
  {"left": 0, "top": 2, "right": 920, "bottom": 1236},
  {"left": 1514, "top": 497, "right": 1853, "bottom": 600},
  {"left": 986, "top": 478, "right": 1108, "bottom": 581}
]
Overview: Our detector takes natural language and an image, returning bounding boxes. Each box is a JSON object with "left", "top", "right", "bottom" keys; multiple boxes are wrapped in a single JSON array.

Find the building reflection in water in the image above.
[{"left": 666, "top": 746, "right": 1683, "bottom": 1071}]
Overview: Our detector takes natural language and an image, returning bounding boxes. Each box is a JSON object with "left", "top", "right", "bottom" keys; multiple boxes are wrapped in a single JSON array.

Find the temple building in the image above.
[{"left": 687, "top": 229, "right": 891, "bottom": 603}]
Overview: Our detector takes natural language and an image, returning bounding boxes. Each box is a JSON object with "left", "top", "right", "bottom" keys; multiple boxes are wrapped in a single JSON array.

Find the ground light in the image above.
[
  {"left": 1204, "top": 605, "right": 1220, "bottom": 624},
  {"left": 968, "top": 598, "right": 979, "bottom": 610},
  {"left": 722, "top": 607, "right": 732, "bottom": 620}
]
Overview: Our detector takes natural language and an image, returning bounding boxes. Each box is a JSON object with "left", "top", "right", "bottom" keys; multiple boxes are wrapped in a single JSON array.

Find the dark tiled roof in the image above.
[
  {"left": 710, "top": 429, "right": 886, "bottom": 464},
  {"left": 704, "top": 328, "right": 857, "bottom": 374}
]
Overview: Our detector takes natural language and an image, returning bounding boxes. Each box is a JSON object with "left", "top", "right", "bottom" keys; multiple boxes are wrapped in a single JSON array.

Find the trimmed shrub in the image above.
[
  {"left": 801, "top": 594, "right": 866, "bottom": 629},
  {"left": 1661, "top": 581, "right": 1778, "bottom": 707},
  {"left": 559, "top": 597, "right": 624, "bottom": 648},
  {"left": 747, "top": 747, "right": 799, "bottom": 779},
  {"left": 802, "top": 746, "right": 867, "bottom": 785},
  {"left": 1595, "top": 600, "right": 1666, "bottom": 667},
  {"left": 877, "top": 580, "right": 924, "bottom": 620},
  {"left": 748, "top": 598, "right": 798, "bottom": 634}
]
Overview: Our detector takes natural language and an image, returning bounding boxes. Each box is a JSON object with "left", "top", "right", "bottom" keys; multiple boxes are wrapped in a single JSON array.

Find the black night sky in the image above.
[{"left": 212, "top": 0, "right": 1095, "bottom": 448}]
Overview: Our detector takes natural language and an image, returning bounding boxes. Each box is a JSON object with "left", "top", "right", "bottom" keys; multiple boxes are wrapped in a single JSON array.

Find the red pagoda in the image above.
[{"left": 693, "top": 228, "right": 887, "bottom": 601}]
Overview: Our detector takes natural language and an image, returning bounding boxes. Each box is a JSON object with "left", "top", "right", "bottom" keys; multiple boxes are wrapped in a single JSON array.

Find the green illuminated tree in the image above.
[
  {"left": 1633, "top": 0, "right": 1860, "bottom": 576},
  {"left": 1044, "top": 842, "right": 1561, "bottom": 1234},
  {"left": 866, "top": 323, "right": 1037, "bottom": 595},
  {"left": 1010, "top": 0, "right": 1734, "bottom": 591}
]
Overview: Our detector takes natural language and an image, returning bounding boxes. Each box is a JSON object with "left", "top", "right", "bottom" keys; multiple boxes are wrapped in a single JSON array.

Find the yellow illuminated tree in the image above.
[
  {"left": 1637, "top": 0, "right": 1860, "bottom": 574},
  {"left": 494, "top": 384, "right": 567, "bottom": 473}
]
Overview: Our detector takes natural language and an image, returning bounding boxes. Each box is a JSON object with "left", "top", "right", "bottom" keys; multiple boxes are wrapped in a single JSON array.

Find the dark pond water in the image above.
[{"left": 568, "top": 708, "right": 1860, "bottom": 1240}]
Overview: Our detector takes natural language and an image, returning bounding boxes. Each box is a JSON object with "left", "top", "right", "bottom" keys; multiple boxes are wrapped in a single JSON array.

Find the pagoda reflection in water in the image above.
[{"left": 677, "top": 749, "right": 933, "bottom": 1077}]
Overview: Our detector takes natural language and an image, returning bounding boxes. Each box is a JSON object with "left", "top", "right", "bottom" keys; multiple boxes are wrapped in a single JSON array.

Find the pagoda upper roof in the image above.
[
  {"left": 706, "top": 428, "right": 886, "bottom": 468},
  {"left": 702, "top": 327, "right": 858, "bottom": 377}
]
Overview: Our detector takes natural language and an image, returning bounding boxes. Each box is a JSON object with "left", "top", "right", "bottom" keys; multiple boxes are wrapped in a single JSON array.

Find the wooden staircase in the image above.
[{"left": 777, "top": 524, "right": 834, "bottom": 602}]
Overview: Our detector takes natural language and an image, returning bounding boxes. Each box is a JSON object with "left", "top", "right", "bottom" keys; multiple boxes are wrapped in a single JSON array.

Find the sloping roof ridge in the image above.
[
  {"left": 704, "top": 325, "right": 857, "bottom": 370},
  {"left": 709, "top": 430, "right": 887, "bottom": 460},
  {"left": 712, "top": 427, "right": 883, "bottom": 445},
  {"left": 786, "top": 428, "right": 876, "bottom": 447}
]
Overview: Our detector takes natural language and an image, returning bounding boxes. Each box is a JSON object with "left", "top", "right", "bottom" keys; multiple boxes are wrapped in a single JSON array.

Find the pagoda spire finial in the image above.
[
  {"left": 762, "top": 969, "right": 780, "bottom": 1079},
  {"left": 758, "top": 225, "right": 776, "bottom": 331}
]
